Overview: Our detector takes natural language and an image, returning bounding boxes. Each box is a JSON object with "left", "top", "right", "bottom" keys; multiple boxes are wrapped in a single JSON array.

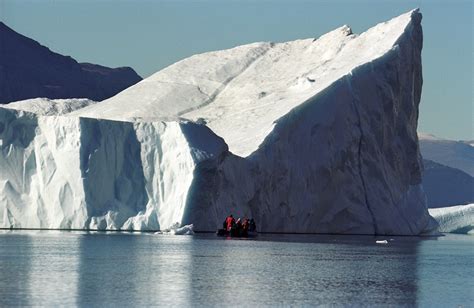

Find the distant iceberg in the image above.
[{"left": 429, "top": 204, "right": 474, "bottom": 234}]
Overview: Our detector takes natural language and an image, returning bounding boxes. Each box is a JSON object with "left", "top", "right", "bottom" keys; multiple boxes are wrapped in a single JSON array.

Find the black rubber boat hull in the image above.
[{"left": 216, "top": 229, "right": 257, "bottom": 238}]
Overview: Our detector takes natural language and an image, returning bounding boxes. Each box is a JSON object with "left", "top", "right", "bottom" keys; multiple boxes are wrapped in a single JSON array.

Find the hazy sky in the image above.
[{"left": 0, "top": 0, "right": 472, "bottom": 140}]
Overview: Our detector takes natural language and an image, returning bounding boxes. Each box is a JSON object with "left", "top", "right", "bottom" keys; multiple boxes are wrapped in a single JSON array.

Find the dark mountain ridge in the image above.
[
  {"left": 0, "top": 22, "right": 142, "bottom": 103},
  {"left": 422, "top": 159, "right": 474, "bottom": 208}
]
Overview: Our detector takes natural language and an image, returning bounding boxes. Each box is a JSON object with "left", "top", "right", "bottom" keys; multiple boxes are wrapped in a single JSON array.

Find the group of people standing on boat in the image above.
[{"left": 223, "top": 215, "right": 256, "bottom": 237}]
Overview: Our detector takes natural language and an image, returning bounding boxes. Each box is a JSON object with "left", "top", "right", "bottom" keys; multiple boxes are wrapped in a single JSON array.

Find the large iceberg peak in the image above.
[{"left": 74, "top": 9, "right": 423, "bottom": 158}]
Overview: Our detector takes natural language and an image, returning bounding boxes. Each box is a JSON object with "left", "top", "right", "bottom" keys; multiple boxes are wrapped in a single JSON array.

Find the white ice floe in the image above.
[
  {"left": 156, "top": 223, "right": 195, "bottom": 235},
  {"left": 429, "top": 204, "right": 474, "bottom": 234}
]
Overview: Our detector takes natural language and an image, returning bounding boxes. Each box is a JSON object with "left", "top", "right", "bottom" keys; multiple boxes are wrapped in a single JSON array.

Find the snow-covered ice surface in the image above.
[
  {"left": 429, "top": 204, "right": 474, "bottom": 234},
  {"left": 3, "top": 98, "right": 97, "bottom": 116},
  {"left": 76, "top": 11, "right": 419, "bottom": 158},
  {"left": 0, "top": 10, "right": 437, "bottom": 234}
]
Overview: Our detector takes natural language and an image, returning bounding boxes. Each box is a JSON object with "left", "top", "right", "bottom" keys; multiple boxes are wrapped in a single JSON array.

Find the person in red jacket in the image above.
[{"left": 225, "top": 215, "right": 235, "bottom": 232}]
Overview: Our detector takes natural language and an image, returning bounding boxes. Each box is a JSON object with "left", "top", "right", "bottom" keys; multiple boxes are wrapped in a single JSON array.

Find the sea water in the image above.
[{"left": 0, "top": 231, "right": 472, "bottom": 306}]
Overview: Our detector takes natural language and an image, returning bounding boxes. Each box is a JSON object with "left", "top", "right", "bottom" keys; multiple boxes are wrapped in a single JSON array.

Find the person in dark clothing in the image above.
[
  {"left": 249, "top": 218, "right": 256, "bottom": 232},
  {"left": 242, "top": 218, "right": 249, "bottom": 230},
  {"left": 235, "top": 218, "right": 242, "bottom": 236},
  {"left": 242, "top": 218, "right": 249, "bottom": 237}
]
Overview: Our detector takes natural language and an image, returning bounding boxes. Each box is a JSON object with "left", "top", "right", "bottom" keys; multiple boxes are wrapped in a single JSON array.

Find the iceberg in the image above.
[
  {"left": 0, "top": 10, "right": 437, "bottom": 234},
  {"left": 429, "top": 204, "right": 474, "bottom": 234}
]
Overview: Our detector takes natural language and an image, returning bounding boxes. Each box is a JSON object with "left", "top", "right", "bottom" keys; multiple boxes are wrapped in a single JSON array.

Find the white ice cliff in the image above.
[{"left": 0, "top": 10, "right": 437, "bottom": 234}]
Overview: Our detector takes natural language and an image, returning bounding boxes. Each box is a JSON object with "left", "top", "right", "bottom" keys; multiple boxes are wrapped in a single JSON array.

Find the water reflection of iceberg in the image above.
[
  {"left": 0, "top": 231, "right": 80, "bottom": 306},
  {"left": 187, "top": 235, "right": 422, "bottom": 306},
  {"left": 2, "top": 232, "right": 471, "bottom": 306},
  {"left": 78, "top": 233, "right": 192, "bottom": 307},
  {"left": 0, "top": 232, "right": 32, "bottom": 306}
]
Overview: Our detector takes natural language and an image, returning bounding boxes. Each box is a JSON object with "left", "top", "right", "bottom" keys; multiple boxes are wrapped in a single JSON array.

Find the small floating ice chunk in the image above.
[
  {"left": 174, "top": 224, "right": 195, "bottom": 235},
  {"left": 157, "top": 222, "right": 195, "bottom": 235}
]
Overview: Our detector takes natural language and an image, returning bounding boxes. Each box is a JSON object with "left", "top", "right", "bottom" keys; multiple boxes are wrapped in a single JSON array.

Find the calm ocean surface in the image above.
[{"left": 0, "top": 231, "right": 472, "bottom": 307}]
